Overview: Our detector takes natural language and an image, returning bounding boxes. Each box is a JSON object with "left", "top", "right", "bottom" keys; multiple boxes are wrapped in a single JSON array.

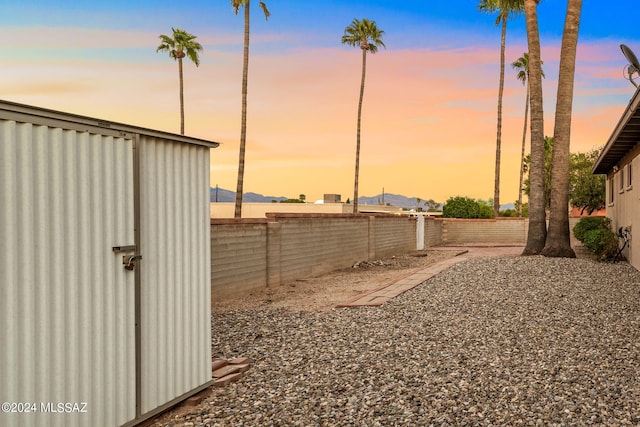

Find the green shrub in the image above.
[
  {"left": 582, "top": 228, "right": 618, "bottom": 261},
  {"left": 573, "top": 217, "right": 618, "bottom": 261},
  {"left": 573, "top": 216, "right": 607, "bottom": 242},
  {"left": 442, "top": 196, "right": 501, "bottom": 219},
  {"left": 478, "top": 203, "right": 494, "bottom": 219},
  {"left": 443, "top": 196, "right": 480, "bottom": 218}
]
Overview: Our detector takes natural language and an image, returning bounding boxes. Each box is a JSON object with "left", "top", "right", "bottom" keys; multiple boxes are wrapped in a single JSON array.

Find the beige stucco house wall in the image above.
[{"left": 593, "top": 87, "right": 640, "bottom": 269}]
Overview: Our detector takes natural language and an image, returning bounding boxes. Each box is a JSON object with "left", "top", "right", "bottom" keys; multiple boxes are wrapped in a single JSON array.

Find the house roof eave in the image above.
[{"left": 593, "top": 86, "right": 640, "bottom": 175}]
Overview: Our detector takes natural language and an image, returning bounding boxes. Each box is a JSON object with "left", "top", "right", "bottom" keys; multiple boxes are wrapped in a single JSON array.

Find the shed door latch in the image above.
[
  {"left": 123, "top": 254, "right": 143, "bottom": 270},
  {"left": 113, "top": 245, "right": 141, "bottom": 270},
  {"left": 112, "top": 245, "right": 136, "bottom": 253}
]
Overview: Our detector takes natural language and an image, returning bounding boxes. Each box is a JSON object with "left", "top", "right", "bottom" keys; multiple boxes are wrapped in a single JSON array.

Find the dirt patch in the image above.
[{"left": 211, "top": 249, "right": 464, "bottom": 312}]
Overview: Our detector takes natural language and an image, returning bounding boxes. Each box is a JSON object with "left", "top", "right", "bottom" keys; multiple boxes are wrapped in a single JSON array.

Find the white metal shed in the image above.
[{"left": 0, "top": 100, "right": 219, "bottom": 427}]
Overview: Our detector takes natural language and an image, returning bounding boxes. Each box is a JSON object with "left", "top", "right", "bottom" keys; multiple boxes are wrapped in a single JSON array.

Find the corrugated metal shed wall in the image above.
[
  {"left": 0, "top": 119, "right": 136, "bottom": 427},
  {"left": 138, "top": 136, "right": 211, "bottom": 414},
  {"left": 1, "top": 101, "right": 215, "bottom": 427}
]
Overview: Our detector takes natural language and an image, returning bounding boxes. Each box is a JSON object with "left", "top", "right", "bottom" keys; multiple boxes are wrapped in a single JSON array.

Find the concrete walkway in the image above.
[{"left": 337, "top": 245, "right": 524, "bottom": 308}]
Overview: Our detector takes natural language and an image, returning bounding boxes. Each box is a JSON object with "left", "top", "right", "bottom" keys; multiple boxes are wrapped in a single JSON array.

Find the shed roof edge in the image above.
[{"left": 0, "top": 99, "right": 220, "bottom": 148}]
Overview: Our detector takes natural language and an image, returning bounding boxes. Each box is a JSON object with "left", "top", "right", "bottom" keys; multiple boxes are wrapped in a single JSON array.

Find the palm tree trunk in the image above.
[
  {"left": 542, "top": 0, "right": 581, "bottom": 258},
  {"left": 234, "top": 0, "right": 251, "bottom": 219},
  {"left": 493, "top": 13, "right": 507, "bottom": 218},
  {"left": 517, "top": 86, "right": 529, "bottom": 217},
  {"left": 179, "top": 57, "right": 184, "bottom": 135},
  {"left": 522, "top": 0, "right": 547, "bottom": 255},
  {"left": 353, "top": 48, "right": 367, "bottom": 214}
]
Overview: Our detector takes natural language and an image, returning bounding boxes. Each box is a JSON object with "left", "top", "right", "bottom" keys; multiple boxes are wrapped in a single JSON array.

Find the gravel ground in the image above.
[{"left": 152, "top": 254, "right": 640, "bottom": 426}]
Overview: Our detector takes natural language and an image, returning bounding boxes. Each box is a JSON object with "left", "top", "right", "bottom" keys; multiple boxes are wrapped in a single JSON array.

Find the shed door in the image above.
[
  {"left": 137, "top": 137, "right": 212, "bottom": 415},
  {"left": 0, "top": 121, "right": 137, "bottom": 427}
]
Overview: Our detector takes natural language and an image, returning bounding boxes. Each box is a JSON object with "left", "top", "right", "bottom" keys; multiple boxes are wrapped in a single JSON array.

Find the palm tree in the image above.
[
  {"left": 341, "top": 18, "right": 386, "bottom": 214},
  {"left": 232, "top": 0, "right": 270, "bottom": 219},
  {"left": 156, "top": 28, "right": 203, "bottom": 135},
  {"left": 479, "top": 0, "right": 524, "bottom": 217},
  {"left": 522, "top": 0, "right": 547, "bottom": 255},
  {"left": 523, "top": 136, "right": 553, "bottom": 214},
  {"left": 542, "top": 0, "right": 582, "bottom": 258},
  {"left": 512, "top": 52, "right": 544, "bottom": 217}
]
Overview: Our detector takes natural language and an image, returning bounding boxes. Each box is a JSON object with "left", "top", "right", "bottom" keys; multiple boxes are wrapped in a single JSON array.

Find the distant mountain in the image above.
[
  {"left": 357, "top": 194, "right": 514, "bottom": 211},
  {"left": 210, "top": 187, "right": 235, "bottom": 202},
  {"left": 210, "top": 187, "right": 287, "bottom": 203},
  {"left": 210, "top": 188, "right": 439, "bottom": 208},
  {"left": 210, "top": 188, "right": 515, "bottom": 211},
  {"left": 358, "top": 193, "right": 441, "bottom": 210},
  {"left": 244, "top": 192, "right": 288, "bottom": 203}
]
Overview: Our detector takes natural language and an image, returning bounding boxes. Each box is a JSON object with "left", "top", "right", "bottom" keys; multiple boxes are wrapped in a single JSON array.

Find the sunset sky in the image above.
[{"left": 1, "top": 1, "right": 639, "bottom": 204}]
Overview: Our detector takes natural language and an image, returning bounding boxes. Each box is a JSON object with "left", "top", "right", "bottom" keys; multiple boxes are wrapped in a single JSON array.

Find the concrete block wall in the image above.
[
  {"left": 441, "top": 218, "right": 527, "bottom": 244},
  {"left": 373, "top": 216, "right": 416, "bottom": 257},
  {"left": 424, "top": 217, "right": 443, "bottom": 247},
  {"left": 210, "top": 220, "right": 269, "bottom": 297},
  {"left": 211, "top": 216, "right": 588, "bottom": 299},
  {"left": 211, "top": 214, "right": 416, "bottom": 299},
  {"left": 275, "top": 215, "right": 371, "bottom": 284},
  {"left": 440, "top": 218, "right": 584, "bottom": 246}
]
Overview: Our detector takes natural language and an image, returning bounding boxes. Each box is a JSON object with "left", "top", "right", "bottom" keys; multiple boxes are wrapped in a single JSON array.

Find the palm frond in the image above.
[
  {"left": 156, "top": 27, "right": 203, "bottom": 66},
  {"left": 341, "top": 18, "right": 386, "bottom": 53},
  {"left": 511, "top": 52, "right": 545, "bottom": 83},
  {"left": 478, "top": 0, "right": 524, "bottom": 25},
  {"left": 231, "top": 0, "right": 244, "bottom": 15},
  {"left": 259, "top": 2, "right": 270, "bottom": 20}
]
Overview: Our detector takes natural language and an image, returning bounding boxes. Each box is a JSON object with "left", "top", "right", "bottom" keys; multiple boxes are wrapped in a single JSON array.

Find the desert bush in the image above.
[
  {"left": 443, "top": 196, "right": 493, "bottom": 219},
  {"left": 478, "top": 203, "right": 494, "bottom": 219},
  {"left": 573, "top": 217, "right": 618, "bottom": 261},
  {"left": 499, "top": 209, "right": 517, "bottom": 217},
  {"left": 572, "top": 216, "right": 607, "bottom": 242}
]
